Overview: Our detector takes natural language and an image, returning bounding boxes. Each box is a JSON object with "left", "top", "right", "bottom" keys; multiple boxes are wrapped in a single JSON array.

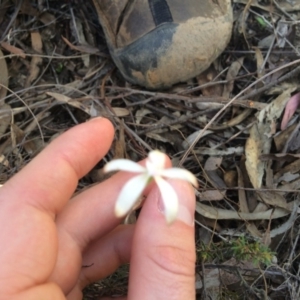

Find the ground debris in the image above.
[{"left": 1, "top": 0, "right": 300, "bottom": 299}]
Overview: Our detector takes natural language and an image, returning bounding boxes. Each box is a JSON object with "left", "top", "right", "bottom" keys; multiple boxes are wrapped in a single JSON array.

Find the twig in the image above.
[
  {"left": 0, "top": 0, "right": 24, "bottom": 42},
  {"left": 121, "top": 121, "right": 152, "bottom": 151},
  {"left": 239, "top": 65, "right": 300, "bottom": 101},
  {"left": 137, "top": 108, "right": 217, "bottom": 135},
  {"left": 179, "top": 59, "right": 300, "bottom": 166}
]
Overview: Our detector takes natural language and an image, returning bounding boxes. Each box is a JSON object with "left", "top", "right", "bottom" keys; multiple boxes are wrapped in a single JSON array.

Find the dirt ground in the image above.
[{"left": 1, "top": 0, "right": 300, "bottom": 299}]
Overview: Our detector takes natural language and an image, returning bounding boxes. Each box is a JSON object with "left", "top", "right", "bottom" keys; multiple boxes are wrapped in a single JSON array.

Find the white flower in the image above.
[{"left": 103, "top": 150, "right": 198, "bottom": 224}]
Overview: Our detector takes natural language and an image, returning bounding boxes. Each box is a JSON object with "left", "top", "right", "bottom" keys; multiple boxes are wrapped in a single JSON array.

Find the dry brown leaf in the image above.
[
  {"left": 21, "top": 0, "right": 41, "bottom": 17},
  {"left": 197, "top": 65, "right": 223, "bottom": 96},
  {"left": 197, "top": 190, "right": 225, "bottom": 201},
  {"left": 237, "top": 166, "right": 262, "bottom": 238},
  {"left": 196, "top": 258, "right": 257, "bottom": 294},
  {"left": 274, "top": 122, "right": 298, "bottom": 151},
  {"left": 50, "top": 92, "right": 92, "bottom": 115},
  {"left": 135, "top": 108, "right": 152, "bottom": 124},
  {"left": 25, "top": 31, "right": 43, "bottom": 87},
  {"left": 204, "top": 170, "right": 226, "bottom": 190},
  {"left": 276, "top": 18, "right": 289, "bottom": 48},
  {"left": 69, "top": 18, "right": 94, "bottom": 67},
  {"left": 9, "top": 124, "right": 24, "bottom": 166},
  {"left": 210, "top": 108, "right": 252, "bottom": 130},
  {"left": 0, "top": 41, "right": 26, "bottom": 58},
  {"left": 220, "top": 258, "right": 256, "bottom": 285},
  {"left": 254, "top": 47, "right": 265, "bottom": 78},
  {"left": 47, "top": 92, "right": 70, "bottom": 102},
  {"left": 39, "top": 11, "right": 56, "bottom": 26},
  {"left": 10, "top": 123, "right": 38, "bottom": 155},
  {"left": 223, "top": 170, "right": 237, "bottom": 187},
  {"left": 274, "top": 158, "right": 300, "bottom": 183},
  {"left": 245, "top": 127, "right": 266, "bottom": 189},
  {"left": 265, "top": 159, "right": 274, "bottom": 188},
  {"left": 113, "top": 126, "right": 126, "bottom": 159},
  {"left": 195, "top": 268, "right": 220, "bottom": 291},
  {"left": 24, "top": 111, "right": 50, "bottom": 135},
  {"left": 196, "top": 200, "right": 297, "bottom": 220},
  {"left": 245, "top": 89, "right": 293, "bottom": 188},
  {"left": 20, "top": 0, "right": 56, "bottom": 25},
  {"left": 256, "top": 191, "right": 290, "bottom": 211},
  {"left": 47, "top": 92, "right": 90, "bottom": 113},
  {"left": 10, "top": 123, "right": 23, "bottom": 148},
  {"left": 195, "top": 215, "right": 222, "bottom": 232},
  {"left": 0, "top": 155, "right": 9, "bottom": 167},
  {"left": 203, "top": 157, "right": 227, "bottom": 200},
  {"left": 279, "top": 177, "right": 300, "bottom": 192},
  {"left": 194, "top": 147, "right": 244, "bottom": 156},
  {"left": 284, "top": 122, "right": 300, "bottom": 152},
  {"left": 0, "top": 104, "right": 11, "bottom": 136},
  {"left": 182, "top": 130, "right": 213, "bottom": 149},
  {"left": 258, "top": 34, "right": 275, "bottom": 49},
  {"left": 270, "top": 200, "right": 299, "bottom": 238},
  {"left": 222, "top": 57, "right": 244, "bottom": 98},
  {"left": 111, "top": 107, "right": 130, "bottom": 117},
  {"left": 146, "top": 132, "right": 174, "bottom": 144},
  {"left": 276, "top": 172, "right": 299, "bottom": 183},
  {"left": 61, "top": 36, "right": 99, "bottom": 54},
  {"left": 0, "top": 49, "right": 8, "bottom": 101},
  {"left": 237, "top": 166, "right": 249, "bottom": 213},
  {"left": 260, "top": 152, "right": 300, "bottom": 161},
  {"left": 204, "top": 157, "right": 222, "bottom": 171},
  {"left": 143, "top": 115, "right": 182, "bottom": 142}
]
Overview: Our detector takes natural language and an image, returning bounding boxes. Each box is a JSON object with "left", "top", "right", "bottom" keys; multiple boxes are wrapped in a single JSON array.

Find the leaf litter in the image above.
[{"left": 1, "top": 1, "right": 300, "bottom": 299}]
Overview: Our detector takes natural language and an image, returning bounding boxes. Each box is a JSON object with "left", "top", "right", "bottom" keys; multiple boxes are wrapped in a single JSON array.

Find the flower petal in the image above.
[
  {"left": 115, "top": 174, "right": 149, "bottom": 217},
  {"left": 154, "top": 176, "right": 179, "bottom": 224},
  {"left": 148, "top": 150, "right": 166, "bottom": 170},
  {"left": 159, "top": 168, "right": 198, "bottom": 187},
  {"left": 104, "top": 159, "right": 145, "bottom": 173}
]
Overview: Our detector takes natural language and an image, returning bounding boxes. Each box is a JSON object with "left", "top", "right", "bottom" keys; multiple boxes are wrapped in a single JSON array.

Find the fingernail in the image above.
[
  {"left": 177, "top": 203, "right": 194, "bottom": 227},
  {"left": 157, "top": 182, "right": 195, "bottom": 227}
]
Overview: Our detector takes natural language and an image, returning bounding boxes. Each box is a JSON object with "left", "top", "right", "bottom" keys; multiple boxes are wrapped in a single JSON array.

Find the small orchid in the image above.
[{"left": 103, "top": 150, "right": 198, "bottom": 224}]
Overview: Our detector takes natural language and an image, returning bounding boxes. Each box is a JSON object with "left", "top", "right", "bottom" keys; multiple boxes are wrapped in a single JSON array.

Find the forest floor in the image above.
[{"left": 1, "top": 1, "right": 300, "bottom": 299}]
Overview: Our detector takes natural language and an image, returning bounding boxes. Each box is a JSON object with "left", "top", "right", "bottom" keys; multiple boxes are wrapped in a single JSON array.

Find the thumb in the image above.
[{"left": 128, "top": 179, "right": 196, "bottom": 300}]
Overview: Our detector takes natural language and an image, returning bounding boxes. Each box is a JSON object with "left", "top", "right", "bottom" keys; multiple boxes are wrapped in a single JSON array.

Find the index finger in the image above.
[{"left": 2, "top": 117, "right": 114, "bottom": 215}]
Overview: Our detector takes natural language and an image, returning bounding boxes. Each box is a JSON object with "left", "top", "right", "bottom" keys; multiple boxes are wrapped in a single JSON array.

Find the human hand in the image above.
[{"left": 0, "top": 117, "right": 196, "bottom": 300}]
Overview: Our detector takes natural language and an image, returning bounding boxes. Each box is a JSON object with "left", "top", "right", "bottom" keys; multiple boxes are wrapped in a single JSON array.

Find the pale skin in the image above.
[{"left": 0, "top": 118, "right": 196, "bottom": 299}]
